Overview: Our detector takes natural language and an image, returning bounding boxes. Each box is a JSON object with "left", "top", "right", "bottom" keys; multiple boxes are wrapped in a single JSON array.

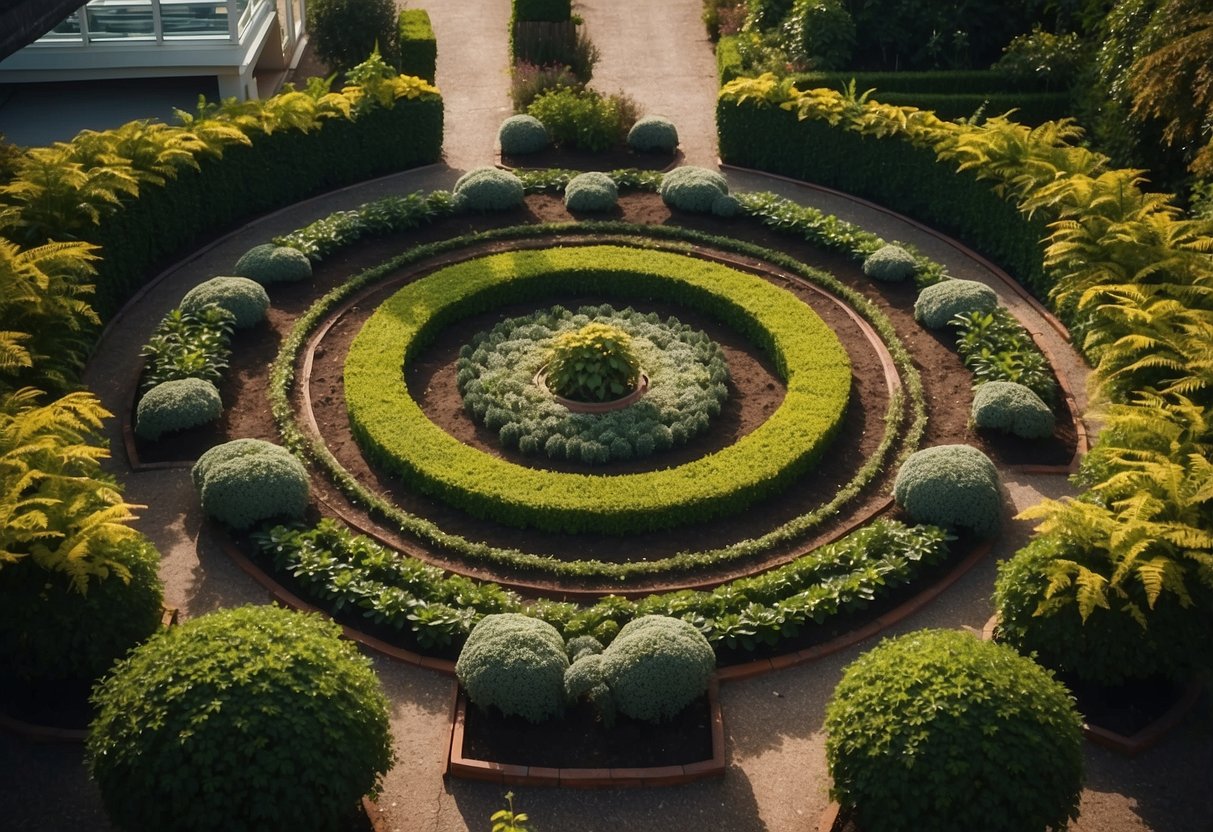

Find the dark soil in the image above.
[
  {"left": 461, "top": 693, "right": 713, "bottom": 769},
  {"left": 501, "top": 146, "right": 678, "bottom": 172},
  {"left": 1065, "top": 674, "right": 1190, "bottom": 738}
]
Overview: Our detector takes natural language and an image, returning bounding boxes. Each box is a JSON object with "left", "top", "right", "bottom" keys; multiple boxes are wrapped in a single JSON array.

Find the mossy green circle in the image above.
[{"left": 345, "top": 245, "right": 851, "bottom": 534}]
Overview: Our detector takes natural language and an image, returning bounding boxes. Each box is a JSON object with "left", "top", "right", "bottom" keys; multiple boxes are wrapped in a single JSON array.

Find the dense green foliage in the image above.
[
  {"left": 135, "top": 377, "right": 223, "bottom": 441},
  {"left": 861, "top": 243, "right": 916, "bottom": 282},
  {"left": 971, "top": 380, "right": 1055, "bottom": 439},
  {"left": 659, "top": 166, "right": 731, "bottom": 213},
  {"left": 498, "top": 114, "right": 550, "bottom": 155},
  {"left": 87, "top": 606, "right": 394, "bottom": 832},
  {"left": 233, "top": 243, "right": 313, "bottom": 285},
  {"left": 179, "top": 276, "right": 269, "bottom": 329},
  {"left": 456, "top": 614, "right": 569, "bottom": 722},
  {"left": 192, "top": 439, "right": 309, "bottom": 530},
  {"left": 825, "top": 630, "right": 1083, "bottom": 832},
  {"left": 599, "top": 616, "right": 716, "bottom": 722},
  {"left": 952, "top": 308, "right": 1059, "bottom": 406},
  {"left": 274, "top": 190, "right": 455, "bottom": 260},
  {"left": 545, "top": 322, "right": 641, "bottom": 402},
  {"left": 914, "top": 278, "right": 998, "bottom": 329},
  {"left": 893, "top": 444, "right": 1002, "bottom": 537},
  {"left": 781, "top": 0, "right": 855, "bottom": 70},
  {"left": 396, "top": 9, "right": 437, "bottom": 82},
  {"left": 308, "top": 0, "right": 399, "bottom": 72},
  {"left": 527, "top": 88, "right": 632, "bottom": 152},
  {"left": 139, "top": 305, "right": 234, "bottom": 393},
  {"left": 562, "top": 171, "right": 618, "bottom": 212},
  {"left": 626, "top": 116, "right": 680, "bottom": 153},
  {"left": 453, "top": 167, "right": 526, "bottom": 211}
]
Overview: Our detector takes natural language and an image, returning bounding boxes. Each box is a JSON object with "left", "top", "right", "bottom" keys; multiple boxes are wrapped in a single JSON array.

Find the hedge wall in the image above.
[
  {"left": 716, "top": 99, "right": 1049, "bottom": 295},
  {"left": 397, "top": 9, "right": 437, "bottom": 83}
]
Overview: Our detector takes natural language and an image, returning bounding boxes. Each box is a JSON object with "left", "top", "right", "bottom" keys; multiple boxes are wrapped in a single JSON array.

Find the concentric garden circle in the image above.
[
  {"left": 344, "top": 245, "right": 852, "bottom": 535},
  {"left": 458, "top": 304, "right": 730, "bottom": 464}
]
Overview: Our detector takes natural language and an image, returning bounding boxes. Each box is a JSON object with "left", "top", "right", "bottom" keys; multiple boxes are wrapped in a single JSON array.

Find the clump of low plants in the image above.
[{"left": 545, "top": 321, "right": 641, "bottom": 402}]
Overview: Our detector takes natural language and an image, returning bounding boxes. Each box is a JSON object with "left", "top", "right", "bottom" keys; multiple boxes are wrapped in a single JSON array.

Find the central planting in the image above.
[
  {"left": 546, "top": 321, "right": 641, "bottom": 403},
  {"left": 344, "top": 245, "right": 851, "bottom": 534}
]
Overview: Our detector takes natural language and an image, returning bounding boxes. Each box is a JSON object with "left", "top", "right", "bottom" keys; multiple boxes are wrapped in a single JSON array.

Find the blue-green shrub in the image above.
[
  {"left": 135, "top": 378, "right": 223, "bottom": 441},
  {"left": 626, "top": 116, "right": 679, "bottom": 153},
  {"left": 971, "top": 381, "right": 1055, "bottom": 439},
  {"left": 180, "top": 276, "right": 270, "bottom": 329},
  {"left": 87, "top": 606, "right": 393, "bottom": 832},
  {"left": 893, "top": 444, "right": 1001, "bottom": 537},
  {"left": 565, "top": 635, "right": 604, "bottom": 662},
  {"left": 498, "top": 114, "right": 549, "bottom": 155},
  {"left": 600, "top": 616, "right": 715, "bottom": 722},
  {"left": 452, "top": 166, "right": 525, "bottom": 211},
  {"left": 191, "top": 439, "right": 309, "bottom": 530},
  {"left": 659, "top": 166, "right": 730, "bottom": 213},
  {"left": 563, "top": 171, "right": 618, "bottom": 212},
  {"left": 233, "top": 243, "right": 313, "bottom": 285},
  {"left": 825, "top": 629, "right": 1083, "bottom": 832},
  {"left": 711, "top": 193, "right": 741, "bottom": 218},
  {"left": 862, "top": 244, "right": 917, "bottom": 283},
  {"left": 914, "top": 278, "right": 998, "bottom": 329},
  {"left": 455, "top": 613, "right": 568, "bottom": 722}
]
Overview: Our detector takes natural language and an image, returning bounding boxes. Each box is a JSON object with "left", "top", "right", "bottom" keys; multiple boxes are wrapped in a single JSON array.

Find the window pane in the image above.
[
  {"left": 161, "top": 1, "right": 232, "bottom": 39},
  {"left": 86, "top": 0, "right": 156, "bottom": 41}
]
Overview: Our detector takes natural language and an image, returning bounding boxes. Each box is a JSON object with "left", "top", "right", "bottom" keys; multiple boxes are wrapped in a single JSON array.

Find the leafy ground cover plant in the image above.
[
  {"left": 545, "top": 321, "right": 641, "bottom": 402},
  {"left": 952, "top": 308, "right": 1059, "bottom": 406},
  {"left": 527, "top": 88, "right": 637, "bottom": 152},
  {"left": 139, "top": 305, "right": 235, "bottom": 393}
]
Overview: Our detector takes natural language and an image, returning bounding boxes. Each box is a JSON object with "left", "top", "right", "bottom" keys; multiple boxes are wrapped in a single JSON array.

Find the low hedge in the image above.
[
  {"left": 717, "top": 35, "right": 744, "bottom": 85},
  {"left": 872, "top": 91, "right": 1073, "bottom": 127},
  {"left": 787, "top": 70, "right": 1052, "bottom": 95},
  {"left": 397, "top": 9, "right": 437, "bottom": 83}
]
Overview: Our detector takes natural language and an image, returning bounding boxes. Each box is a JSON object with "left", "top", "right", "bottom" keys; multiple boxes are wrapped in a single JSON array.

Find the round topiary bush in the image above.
[
  {"left": 893, "top": 444, "right": 1001, "bottom": 537},
  {"left": 600, "top": 615, "right": 715, "bottom": 723},
  {"left": 455, "top": 613, "right": 569, "bottom": 723},
  {"left": 825, "top": 629, "right": 1083, "bottom": 832},
  {"left": 498, "top": 114, "right": 549, "bottom": 155},
  {"left": 0, "top": 533, "right": 164, "bottom": 683},
  {"left": 711, "top": 192, "right": 741, "bottom": 218},
  {"left": 306, "top": 0, "right": 398, "bottom": 73},
  {"left": 659, "top": 166, "right": 729, "bottom": 213},
  {"left": 546, "top": 321, "right": 641, "bottom": 402},
  {"left": 563, "top": 171, "right": 618, "bottom": 212},
  {"left": 862, "top": 244, "right": 917, "bottom": 283},
  {"left": 994, "top": 534, "right": 1213, "bottom": 686},
  {"left": 180, "top": 276, "right": 270, "bottom": 329},
  {"left": 972, "top": 380, "right": 1055, "bottom": 439},
  {"left": 87, "top": 605, "right": 393, "bottom": 832},
  {"left": 135, "top": 378, "right": 222, "bottom": 441},
  {"left": 233, "top": 243, "right": 313, "bottom": 285},
  {"left": 191, "top": 439, "right": 309, "bottom": 530},
  {"left": 914, "top": 278, "right": 998, "bottom": 329},
  {"left": 626, "top": 115, "right": 679, "bottom": 153},
  {"left": 452, "top": 166, "right": 526, "bottom": 212}
]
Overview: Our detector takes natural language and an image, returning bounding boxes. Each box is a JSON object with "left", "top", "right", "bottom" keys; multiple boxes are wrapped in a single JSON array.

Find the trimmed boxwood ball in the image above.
[
  {"left": 862, "top": 243, "right": 917, "bottom": 282},
  {"left": 87, "top": 605, "right": 394, "bottom": 832},
  {"left": 0, "top": 533, "right": 163, "bottom": 684},
  {"left": 994, "top": 534, "right": 1213, "bottom": 686},
  {"left": 825, "top": 629, "right": 1083, "bottom": 832},
  {"left": 972, "top": 380, "right": 1055, "bottom": 439},
  {"left": 135, "top": 377, "right": 222, "bottom": 441},
  {"left": 180, "top": 276, "right": 270, "bottom": 329},
  {"left": 233, "top": 243, "right": 312, "bottom": 285},
  {"left": 711, "top": 193, "right": 741, "bottom": 218},
  {"left": 191, "top": 438, "right": 308, "bottom": 530},
  {"left": 893, "top": 444, "right": 1001, "bottom": 537},
  {"left": 600, "top": 615, "right": 715, "bottom": 722},
  {"left": 563, "top": 171, "right": 618, "bottom": 212},
  {"left": 627, "top": 115, "right": 679, "bottom": 153},
  {"left": 456, "top": 613, "right": 569, "bottom": 723},
  {"left": 498, "top": 114, "right": 549, "bottom": 155},
  {"left": 659, "top": 165, "right": 729, "bottom": 213},
  {"left": 452, "top": 166, "right": 525, "bottom": 212},
  {"left": 914, "top": 278, "right": 998, "bottom": 328}
]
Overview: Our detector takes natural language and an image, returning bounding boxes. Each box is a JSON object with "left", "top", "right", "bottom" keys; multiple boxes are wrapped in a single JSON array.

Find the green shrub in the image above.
[
  {"left": 600, "top": 616, "right": 715, "bottom": 722},
  {"left": 825, "top": 629, "right": 1083, "bottom": 832},
  {"left": 396, "top": 9, "right": 436, "bottom": 82},
  {"left": 139, "top": 305, "right": 235, "bottom": 393},
  {"left": 993, "top": 26, "right": 1087, "bottom": 90},
  {"left": 716, "top": 34, "right": 745, "bottom": 84},
  {"left": 192, "top": 439, "right": 309, "bottom": 530},
  {"left": 971, "top": 380, "right": 1055, "bottom": 439},
  {"left": 745, "top": 0, "right": 794, "bottom": 30},
  {"left": 135, "top": 378, "right": 222, "bottom": 441},
  {"left": 514, "top": 0, "right": 571, "bottom": 22},
  {"left": 510, "top": 61, "right": 581, "bottom": 112},
  {"left": 711, "top": 193, "right": 741, "bottom": 218},
  {"left": 893, "top": 444, "right": 1001, "bottom": 537},
  {"left": 498, "top": 114, "right": 549, "bottom": 155},
  {"left": 452, "top": 166, "right": 525, "bottom": 211},
  {"left": 659, "top": 166, "right": 730, "bottom": 212},
  {"left": 862, "top": 244, "right": 917, "bottom": 283},
  {"left": 562, "top": 171, "right": 619, "bottom": 212},
  {"left": 233, "top": 243, "right": 313, "bottom": 285},
  {"left": 546, "top": 321, "right": 640, "bottom": 401},
  {"left": 914, "top": 278, "right": 998, "bottom": 329},
  {"left": 527, "top": 88, "right": 627, "bottom": 152},
  {"left": 179, "top": 276, "right": 270, "bottom": 329},
  {"left": 0, "top": 534, "right": 163, "bottom": 683},
  {"left": 456, "top": 614, "right": 568, "bottom": 722},
  {"left": 952, "top": 308, "right": 1059, "bottom": 406},
  {"left": 87, "top": 605, "right": 393, "bottom": 832},
  {"left": 994, "top": 535, "right": 1213, "bottom": 686},
  {"left": 565, "top": 634, "right": 604, "bottom": 662},
  {"left": 307, "top": 0, "right": 398, "bottom": 73},
  {"left": 781, "top": 0, "right": 854, "bottom": 70},
  {"left": 511, "top": 21, "right": 596, "bottom": 80},
  {"left": 626, "top": 116, "right": 679, "bottom": 153}
]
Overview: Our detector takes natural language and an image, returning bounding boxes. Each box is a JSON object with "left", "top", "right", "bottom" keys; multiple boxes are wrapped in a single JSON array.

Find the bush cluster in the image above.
[
  {"left": 135, "top": 377, "right": 223, "bottom": 441},
  {"left": 275, "top": 190, "right": 455, "bottom": 261},
  {"left": 781, "top": 0, "right": 855, "bottom": 70},
  {"left": 953, "top": 308, "right": 1059, "bottom": 406},
  {"left": 862, "top": 243, "right": 917, "bottom": 282},
  {"left": 626, "top": 116, "right": 679, "bottom": 154},
  {"left": 563, "top": 171, "right": 618, "bottom": 212},
  {"left": 659, "top": 166, "right": 732, "bottom": 213},
  {"left": 599, "top": 616, "right": 715, "bottom": 722},
  {"left": 546, "top": 322, "right": 641, "bottom": 402},
  {"left": 971, "top": 380, "right": 1055, "bottom": 439},
  {"left": 452, "top": 166, "right": 526, "bottom": 211},
  {"left": 233, "top": 243, "right": 313, "bottom": 285},
  {"left": 527, "top": 88, "right": 635, "bottom": 152},
  {"left": 191, "top": 438, "right": 309, "bottom": 530},
  {"left": 180, "top": 276, "right": 269, "bottom": 329},
  {"left": 498, "top": 114, "right": 549, "bottom": 155},
  {"left": 87, "top": 605, "right": 394, "bottom": 832},
  {"left": 825, "top": 629, "right": 1083, "bottom": 832},
  {"left": 456, "top": 614, "right": 569, "bottom": 723},
  {"left": 914, "top": 278, "right": 999, "bottom": 329},
  {"left": 893, "top": 444, "right": 1001, "bottom": 537},
  {"left": 307, "top": 0, "right": 398, "bottom": 73}
]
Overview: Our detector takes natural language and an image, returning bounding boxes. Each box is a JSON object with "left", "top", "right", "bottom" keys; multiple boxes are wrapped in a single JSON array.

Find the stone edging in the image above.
[{"left": 445, "top": 678, "right": 725, "bottom": 787}]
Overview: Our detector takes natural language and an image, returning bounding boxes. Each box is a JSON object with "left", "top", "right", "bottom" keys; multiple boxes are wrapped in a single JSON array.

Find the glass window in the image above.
[
  {"left": 160, "top": 1, "right": 232, "bottom": 39},
  {"left": 39, "top": 11, "right": 84, "bottom": 42},
  {"left": 85, "top": 0, "right": 157, "bottom": 41}
]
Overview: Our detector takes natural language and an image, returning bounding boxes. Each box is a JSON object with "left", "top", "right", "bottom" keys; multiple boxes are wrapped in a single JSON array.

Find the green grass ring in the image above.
[{"left": 344, "top": 245, "right": 852, "bottom": 534}]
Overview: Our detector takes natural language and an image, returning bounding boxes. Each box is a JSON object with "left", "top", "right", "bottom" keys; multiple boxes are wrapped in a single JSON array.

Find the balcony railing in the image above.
[{"left": 35, "top": 0, "right": 268, "bottom": 45}]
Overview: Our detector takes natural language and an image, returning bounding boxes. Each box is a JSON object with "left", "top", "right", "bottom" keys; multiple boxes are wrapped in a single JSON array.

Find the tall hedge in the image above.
[{"left": 397, "top": 9, "right": 437, "bottom": 83}]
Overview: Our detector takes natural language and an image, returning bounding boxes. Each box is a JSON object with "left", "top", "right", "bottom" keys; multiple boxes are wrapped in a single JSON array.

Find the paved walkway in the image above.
[{"left": 4, "top": 2, "right": 1211, "bottom": 831}]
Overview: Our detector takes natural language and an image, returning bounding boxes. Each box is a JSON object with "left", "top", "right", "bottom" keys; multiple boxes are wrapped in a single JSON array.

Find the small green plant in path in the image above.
[
  {"left": 492, "top": 792, "right": 532, "bottom": 832},
  {"left": 546, "top": 321, "right": 641, "bottom": 402}
]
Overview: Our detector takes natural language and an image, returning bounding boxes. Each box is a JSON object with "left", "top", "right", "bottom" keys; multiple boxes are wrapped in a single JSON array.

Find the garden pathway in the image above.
[{"left": 4, "top": 2, "right": 1211, "bottom": 830}]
